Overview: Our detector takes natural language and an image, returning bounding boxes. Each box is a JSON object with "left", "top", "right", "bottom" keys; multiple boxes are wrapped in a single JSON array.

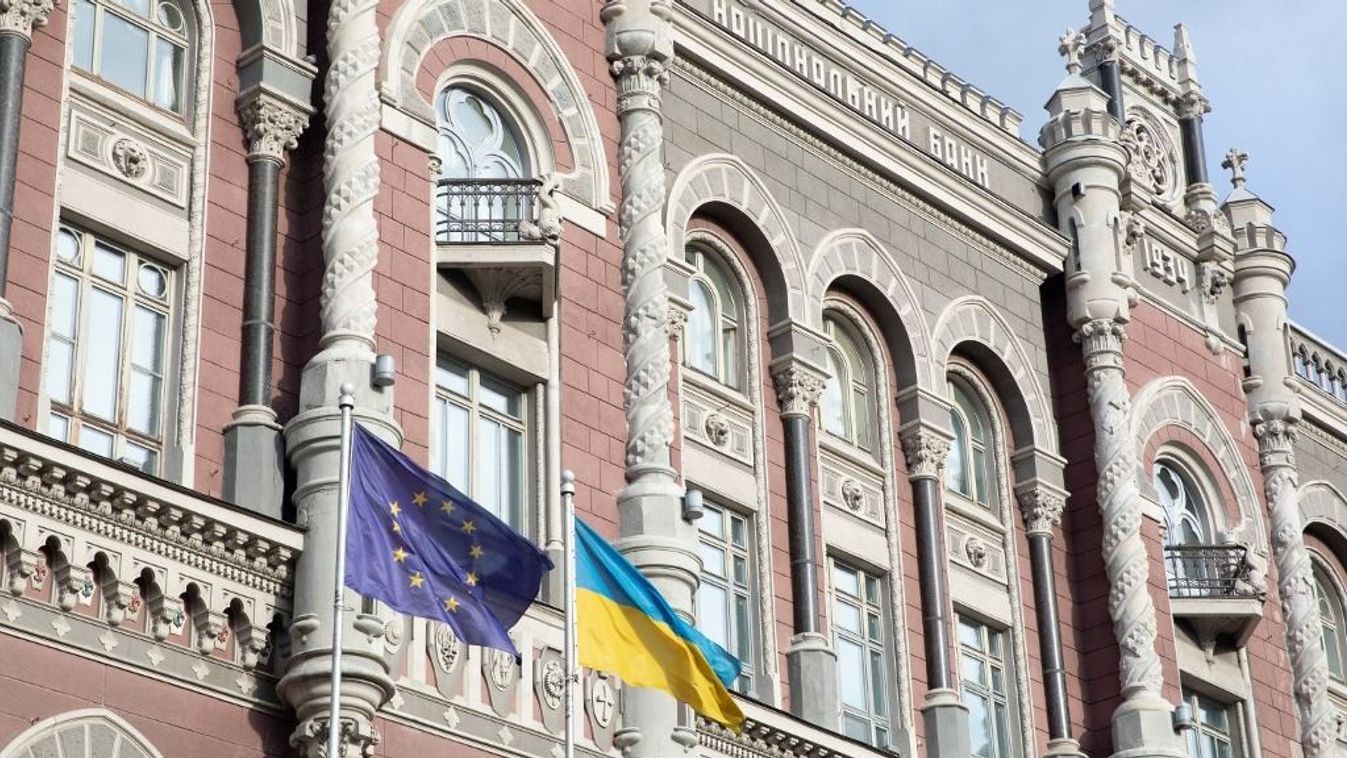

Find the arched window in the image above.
[
  {"left": 1153, "top": 460, "right": 1212, "bottom": 546},
  {"left": 437, "top": 86, "right": 529, "bottom": 180},
  {"left": 70, "top": 0, "right": 192, "bottom": 114},
  {"left": 684, "top": 245, "right": 742, "bottom": 389},
  {"left": 821, "top": 314, "right": 873, "bottom": 451},
  {"left": 1313, "top": 563, "right": 1346, "bottom": 681},
  {"left": 946, "top": 376, "right": 998, "bottom": 508},
  {"left": 435, "top": 85, "right": 532, "bottom": 243}
]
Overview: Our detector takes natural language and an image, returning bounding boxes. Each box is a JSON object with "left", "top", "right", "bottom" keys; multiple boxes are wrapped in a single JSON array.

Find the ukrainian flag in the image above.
[{"left": 576, "top": 518, "right": 745, "bottom": 730}]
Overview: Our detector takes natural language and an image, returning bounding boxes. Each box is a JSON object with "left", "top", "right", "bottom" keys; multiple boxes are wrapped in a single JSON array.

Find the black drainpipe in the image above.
[
  {"left": 239, "top": 155, "right": 281, "bottom": 407},
  {"left": 783, "top": 412, "right": 820, "bottom": 634},
  {"left": 1179, "top": 113, "right": 1209, "bottom": 187},
  {"left": 1028, "top": 525, "right": 1073, "bottom": 742},
  {"left": 1097, "top": 58, "right": 1125, "bottom": 122}
]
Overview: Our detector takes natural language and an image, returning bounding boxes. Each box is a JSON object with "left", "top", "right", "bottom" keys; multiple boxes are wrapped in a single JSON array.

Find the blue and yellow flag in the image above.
[
  {"left": 576, "top": 518, "right": 744, "bottom": 730},
  {"left": 345, "top": 424, "right": 553, "bottom": 656}
]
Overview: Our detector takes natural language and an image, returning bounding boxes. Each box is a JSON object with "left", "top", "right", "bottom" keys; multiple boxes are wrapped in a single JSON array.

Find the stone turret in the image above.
[
  {"left": 1225, "top": 152, "right": 1338, "bottom": 758},
  {"left": 1040, "top": 29, "right": 1184, "bottom": 758}
]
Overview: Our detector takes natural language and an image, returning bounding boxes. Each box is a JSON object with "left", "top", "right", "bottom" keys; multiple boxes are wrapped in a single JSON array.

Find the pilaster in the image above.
[{"left": 603, "top": 1, "right": 694, "bottom": 754}]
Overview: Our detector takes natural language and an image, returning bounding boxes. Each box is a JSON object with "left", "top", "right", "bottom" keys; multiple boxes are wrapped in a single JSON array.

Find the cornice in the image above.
[
  {"left": 0, "top": 426, "right": 300, "bottom": 596},
  {"left": 670, "top": 59, "right": 1058, "bottom": 285}
]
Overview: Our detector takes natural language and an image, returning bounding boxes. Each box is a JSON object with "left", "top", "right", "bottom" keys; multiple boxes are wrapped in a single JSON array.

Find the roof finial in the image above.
[
  {"left": 1059, "top": 28, "right": 1087, "bottom": 75},
  {"left": 1221, "top": 148, "right": 1249, "bottom": 189}
]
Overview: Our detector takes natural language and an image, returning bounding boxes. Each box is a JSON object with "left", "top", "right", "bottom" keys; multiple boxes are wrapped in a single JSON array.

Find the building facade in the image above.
[{"left": 0, "top": 0, "right": 1342, "bottom": 755}]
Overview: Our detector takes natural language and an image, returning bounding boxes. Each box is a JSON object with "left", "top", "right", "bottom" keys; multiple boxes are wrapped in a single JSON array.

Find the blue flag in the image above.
[{"left": 344, "top": 423, "right": 553, "bottom": 655}]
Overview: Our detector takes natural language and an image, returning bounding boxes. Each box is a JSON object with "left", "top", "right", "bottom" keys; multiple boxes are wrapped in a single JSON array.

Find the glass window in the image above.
[
  {"left": 684, "top": 246, "right": 742, "bottom": 389},
  {"left": 832, "top": 561, "right": 890, "bottom": 748},
  {"left": 437, "top": 86, "right": 528, "bottom": 180},
  {"left": 695, "top": 502, "right": 755, "bottom": 695},
  {"left": 69, "top": 0, "right": 190, "bottom": 114},
  {"left": 44, "top": 226, "right": 173, "bottom": 475},
  {"left": 821, "top": 314, "right": 874, "bottom": 451},
  {"left": 1314, "top": 564, "right": 1346, "bottom": 682},
  {"left": 946, "top": 376, "right": 998, "bottom": 508},
  {"left": 431, "top": 358, "right": 528, "bottom": 531},
  {"left": 1182, "top": 689, "right": 1240, "bottom": 758},
  {"left": 1153, "top": 461, "right": 1212, "bottom": 547},
  {"left": 958, "top": 615, "right": 1014, "bottom": 758}
]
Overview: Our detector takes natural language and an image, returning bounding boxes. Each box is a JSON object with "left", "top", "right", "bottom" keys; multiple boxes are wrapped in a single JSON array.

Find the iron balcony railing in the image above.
[
  {"left": 435, "top": 178, "right": 542, "bottom": 245},
  {"left": 1164, "top": 544, "right": 1259, "bottom": 599}
]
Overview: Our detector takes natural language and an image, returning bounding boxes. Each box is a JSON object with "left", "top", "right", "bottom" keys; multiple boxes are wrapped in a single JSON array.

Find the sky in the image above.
[{"left": 846, "top": 0, "right": 1347, "bottom": 348}]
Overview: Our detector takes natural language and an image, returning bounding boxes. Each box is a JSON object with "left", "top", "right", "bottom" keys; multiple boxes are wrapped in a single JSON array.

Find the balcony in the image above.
[
  {"left": 1165, "top": 544, "right": 1265, "bottom": 647},
  {"left": 433, "top": 178, "right": 559, "bottom": 328}
]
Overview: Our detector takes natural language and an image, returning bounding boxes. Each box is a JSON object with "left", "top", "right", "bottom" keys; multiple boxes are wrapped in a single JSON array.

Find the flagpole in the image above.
[
  {"left": 327, "top": 383, "right": 357, "bottom": 758},
  {"left": 560, "top": 469, "right": 577, "bottom": 758}
]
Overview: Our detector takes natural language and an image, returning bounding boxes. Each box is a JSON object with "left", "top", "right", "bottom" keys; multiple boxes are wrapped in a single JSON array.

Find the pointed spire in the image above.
[
  {"left": 1222, "top": 148, "right": 1249, "bottom": 189},
  {"left": 1088, "top": 0, "right": 1116, "bottom": 31},
  {"left": 1059, "top": 28, "right": 1087, "bottom": 75}
]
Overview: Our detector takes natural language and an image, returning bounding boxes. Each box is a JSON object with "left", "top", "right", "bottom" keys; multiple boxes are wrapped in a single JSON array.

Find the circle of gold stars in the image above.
[{"left": 385, "top": 492, "right": 487, "bottom": 615}]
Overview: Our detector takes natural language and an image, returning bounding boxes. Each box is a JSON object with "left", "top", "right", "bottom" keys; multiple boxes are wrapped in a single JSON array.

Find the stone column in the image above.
[
  {"left": 1227, "top": 171, "right": 1338, "bottom": 758},
  {"left": 223, "top": 93, "right": 307, "bottom": 518},
  {"left": 1041, "top": 33, "right": 1181, "bottom": 758},
  {"left": 602, "top": 1, "right": 694, "bottom": 754},
  {"left": 1017, "top": 484, "right": 1086, "bottom": 758},
  {"left": 0, "top": 0, "right": 54, "bottom": 420},
  {"left": 278, "top": 0, "right": 395, "bottom": 750},
  {"left": 900, "top": 423, "right": 970, "bottom": 758},
  {"left": 771, "top": 361, "right": 837, "bottom": 728}
]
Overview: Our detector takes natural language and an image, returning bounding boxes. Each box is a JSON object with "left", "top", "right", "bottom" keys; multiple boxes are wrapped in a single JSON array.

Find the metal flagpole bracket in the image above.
[
  {"left": 327, "top": 383, "right": 357, "bottom": 758},
  {"left": 560, "top": 469, "right": 578, "bottom": 758}
]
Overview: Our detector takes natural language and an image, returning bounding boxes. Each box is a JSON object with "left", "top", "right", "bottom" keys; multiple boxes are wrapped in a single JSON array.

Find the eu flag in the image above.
[{"left": 345, "top": 423, "right": 553, "bottom": 655}]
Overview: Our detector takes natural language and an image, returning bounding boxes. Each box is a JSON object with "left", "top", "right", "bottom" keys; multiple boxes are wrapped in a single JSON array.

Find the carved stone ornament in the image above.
[
  {"left": 540, "top": 659, "right": 565, "bottom": 709},
  {"left": 703, "top": 412, "right": 731, "bottom": 447},
  {"left": 589, "top": 674, "right": 616, "bottom": 728},
  {"left": 964, "top": 536, "right": 989, "bottom": 569},
  {"left": 290, "top": 716, "right": 380, "bottom": 758},
  {"left": 110, "top": 138, "right": 150, "bottom": 180},
  {"left": 432, "top": 622, "right": 461, "bottom": 673},
  {"left": 1199, "top": 261, "right": 1231, "bottom": 305},
  {"left": 1017, "top": 487, "right": 1066, "bottom": 535},
  {"left": 0, "top": 0, "right": 55, "bottom": 38},
  {"left": 771, "top": 365, "right": 825, "bottom": 418},
  {"left": 239, "top": 96, "right": 309, "bottom": 163},
  {"left": 517, "top": 173, "right": 563, "bottom": 244},
  {"left": 488, "top": 648, "right": 516, "bottom": 692},
  {"left": 900, "top": 427, "right": 951, "bottom": 479},
  {"left": 840, "top": 478, "right": 864, "bottom": 512},
  {"left": 465, "top": 268, "right": 544, "bottom": 335},
  {"left": 1119, "top": 113, "right": 1179, "bottom": 202},
  {"left": 1183, "top": 206, "right": 1231, "bottom": 235},
  {"left": 665, "top": 303, "right": 688, "bottom": 341}
]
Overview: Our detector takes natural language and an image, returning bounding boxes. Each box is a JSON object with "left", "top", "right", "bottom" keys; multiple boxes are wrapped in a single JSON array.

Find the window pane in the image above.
[
  {"left": 78, "top": 425, "right": 114, "bottom": 457},
  {"left": 127, "top": 369, "right": 161, "bottom": 436},
  {"left": 99, "top": 13, "right": 150, "bottom": 98},
  {"left": 964, "top": 691, "right": 991, "bottom": 758},
  {"left": 962, "top": 651, "right": 987, "bottom": 686},
  {"left": 152, "top": 38, "right": 184, "bottom": 112},
  {"left": 729, "top": 515, "right": 746, "bottom": 547},
  {"left": 132, "top": 305, "right": 165, "bottom": 368},
  {"left": 441, "top": 401, "right": 469, "bottom": 490},
  {"left": 71, "top": 0, "right": 96, "bottom": 72},
  {"left": 822, "top": 350, "right": 847, "bottom": 438},
  {"left": 435, "top": 360, "right": 469, "bottom": 396},
  {"left": 721, "top": 325, "right": 738, "bottom": 388},
  {"left": 48, "top": 413, "right": 70, "bottom": 442},
  {"left": 947, "top": 412, "right": 970, "bottom": 496},
  {"left": 974, "top": 446, "right": 993, "bottom": 506},
  {"left": 958, "top": 616, "right": 981, "bottom": 649},
  {"left": 93, "top": 243, "right": 126, "bottom": 284},
  {"left": 82, "top": 289, "right": 125, "bottom": 421},
  {"left": 993, "top": 702, "right": 1010, "bottom": 758},
  {"left": 869, "top": 650, "right": 887, "bottom": 717},
  {"left": 836, "top": 638, "right": 866, "bottom": 709},
  {"left": 688, "top": 280, "right": 717, "bottom": 377},
  {"left": 853, "top": 388, "right": 871, "bottom": 449},
  {"left": 476, "top": 417, "right": 502, "bottom": 517},
  {"left": 734, "top": 593, "right": 752, "bottom": 660},
  {"left": 123, "top": 440, "right": 157, "bottom": 474},
  {"left": 112, "top": 0, "right": 150, "bottom": 18},
  {"left": 504, "top": 426, "right": 523, "bottom": 528},
  {"left": 480, "top": 375, "right": 520, "bottom": 418},
  {"left": 697, "top": 582, "right": 728, "bottom": 649},
  {"left": 834, "top": 600, "right": 861, "bottom": 634},
  {"left": 732, "top": 555, "right": 747, "bottom": 586},
  {"left": 700, "top": 505, "right": 724, "bottom": 539},
  {"left": 699, "top": 542, "right": 725, "bottom": 577},
  {"left": 833, "top": 565, "right": 858, "bottom": 597},
  {"left": 841, "top": 714, "right": 869, "bottom": 742}
]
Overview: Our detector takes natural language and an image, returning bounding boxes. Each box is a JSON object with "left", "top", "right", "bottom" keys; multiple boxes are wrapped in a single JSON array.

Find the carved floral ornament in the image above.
[
  {"left": 900, "top": 426, "right": 951, "bottom": 479},
  {"left": 1016, "top": 486, "right": 1066, "bottom": 535},
  {"left": 111, "top": 138, "right": 150, "bottom": 180},
  {"left": 1119, "top": 110, "right": 1180, "bottom": 203},
  {"left": 239, "top": 97, "right": 309, "bottom": 163},
  {"left": 0, "top": 0, "right": 55, "bottom": 38},
  {"left": 771, "top": 365, "right": 825, "bottom": 418}
]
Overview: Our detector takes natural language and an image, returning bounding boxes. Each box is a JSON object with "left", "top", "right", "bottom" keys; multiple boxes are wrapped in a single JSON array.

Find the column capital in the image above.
[
  {"left": 0, "top": 0, "right": 54, "bottom": 40},
  {"left": 1016, "top": 483, "right": 1068, "bottom": 536},
  {"left": 238, "top": 93, "right": 310, "bottom": 165},
  {"left": 771, "top": 361, "right": 826, "bottom": 419},
  {"left": 1253, "top": 416, "right": 1298, "bottom": 469},
  {"left": 900, "top": 423, "right": 952, "bottom": 480}
]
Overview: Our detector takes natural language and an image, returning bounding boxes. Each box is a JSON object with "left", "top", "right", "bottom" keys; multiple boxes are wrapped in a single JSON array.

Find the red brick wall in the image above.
[{"left": 0, "top": 633, "right": 292, "bottom": 755}]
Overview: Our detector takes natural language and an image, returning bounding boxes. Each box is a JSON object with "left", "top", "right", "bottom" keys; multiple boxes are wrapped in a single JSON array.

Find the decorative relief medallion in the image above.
[
  {"left": 964, "top": 536, "right": 989, "bottom": 569},
  {"left": 1119, "top": 110, "right": 1180, "bottom": 204},
  {"left": 589, "top": 675, "right": 616, "bottom": 728},
  {"left": 110, "top": 138, "right": 149, "bottom": 179},
  {"left": 433, "top": 622, "right": 461, "bottom": 672},
  {"left": 703, "top": 412, "right": 731, "bottom": 447},
  {"left": 840, "top": 478, "right": 864, "bottom": 512},
  {"left": 488, "top": 649, "right": 516, "bottom": 692},
  {"left": 541, "top": 659, "right": 565, "bottom": 709}
]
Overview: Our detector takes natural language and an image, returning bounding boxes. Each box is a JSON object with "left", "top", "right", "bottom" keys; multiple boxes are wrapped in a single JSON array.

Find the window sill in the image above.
[
  {"left": 68, "top": 73, "right": 195, "bottom": 146},
  {"left": 681, "top": 370, "right": 754, "bottom": 413},
  {"left": 943, "top": 492, "right": 1005, "bottom": 534}
]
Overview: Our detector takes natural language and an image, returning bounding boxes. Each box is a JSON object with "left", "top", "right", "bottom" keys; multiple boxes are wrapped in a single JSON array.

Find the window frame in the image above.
[
  {"left": 435, "top": 84, "right": 531, "bottom": 181},
  {"left": 693, "top": 499, "right": 757, "bottom": 696},
  {"left": 1152, "top": 455, "right": 1218, "bottom": 547},
  {"left": 1181, "top": 688, "right": 1242, "bottom": 758},
  {"left": 683, "top": 244, "right": 744, "bottom": 390},
  {"left": 957, "top": 612, "right": 1017, "bottom": 758},
  {"left": 44, "top": 224, "right": 176, "bottom": 475},
  {"left": 820, "top": 312, "right": 875, "bottom": 452},
  {"left": 829, "top": 557, "right": 892, "bottom": 749},
  {"left": 945, "top": 371, "right": 1002, "bottom": 512},
  {"left": 1312, "top": 559, "right": 1347, "bottom": 683},
  {"left": 430, "top": 356, "right": 531, "bottom": 532},
  {"left": 69, "top": 0, "right": 192, "bottom": 116}
]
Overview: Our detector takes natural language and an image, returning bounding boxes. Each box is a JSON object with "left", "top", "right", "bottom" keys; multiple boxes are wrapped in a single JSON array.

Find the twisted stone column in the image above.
[
  {"left": 604, "top": 2, "right": 693, "bottom": 753},
  {"left": 279, "top": 0, "right": 393, "bottom": 751},
  {"left": 1255, "top": 419, "right": 1337, "bottom": 757}
]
